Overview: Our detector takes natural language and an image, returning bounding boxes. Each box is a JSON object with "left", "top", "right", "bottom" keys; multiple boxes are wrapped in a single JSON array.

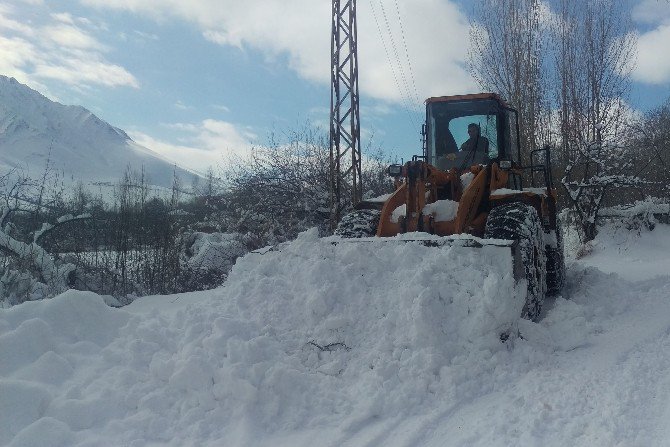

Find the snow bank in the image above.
[
  {"left": 0, "top": 229, "right": 523, "bottom": 446},
  {"left": 572, "top": 222, "right": 670, "bottom": 281},
  {"left": 599, "top": 197, "right": 670, "bottom": 218},
  {"left": 0, "top": 291, "right": 128, "bottom": 445}
]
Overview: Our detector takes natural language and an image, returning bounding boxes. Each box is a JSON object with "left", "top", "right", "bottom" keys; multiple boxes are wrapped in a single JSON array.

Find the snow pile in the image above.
[
  {"left": 181, "top": 231, "right": 248, "bottom": 272},
  {"left": 460, "top": 171, "right": 475, "bottom": 188},
  {"left": 177, "top": 231, "right": 250, "bottom": 291},
  {"left": 392, "top": 200, "right": 459, "bottom": 223},
  {"left": 391, "top": 204, "right": 406, "bottom": 223},
  {"left": 0, "top": 291, "right": 129, "bottom": 445},
  {"left": 0, "top": 225, "right": 76, "bottom": 307},
  {"left": 222, "top": 229, "right": 523, "bottom": 419},
  {"left": 596, "top": 197, "right": 670, "bottom": 232},
  {"left": 422, "top": 199, "right": 459, "bottom": 221},
  {"left": 0, "top": 229, "right": 523, "bottom": 445}
]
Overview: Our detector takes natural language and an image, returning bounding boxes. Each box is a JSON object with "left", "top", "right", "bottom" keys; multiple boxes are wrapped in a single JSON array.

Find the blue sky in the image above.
[{"left": 1, "top": 0, "right": 669, "bottom": 172}]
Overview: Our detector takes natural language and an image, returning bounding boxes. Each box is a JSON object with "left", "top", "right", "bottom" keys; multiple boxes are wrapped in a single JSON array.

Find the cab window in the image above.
[
  {"left": 426, "top": 99, "right": 504, "bottom": 164},
  {"left": 448, "top": 114, "right": 498, "bottom": 158}
]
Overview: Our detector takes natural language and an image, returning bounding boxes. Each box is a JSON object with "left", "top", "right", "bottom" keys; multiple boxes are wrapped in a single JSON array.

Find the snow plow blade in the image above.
[
  {"left": 333, "top": 235, "right": 524, "bottom": 282},
  {"left": 257, "top": 233, "right": 524, "bottom": 286},
  {"left": 247, "top": 229, "right": 527, "bottom": 346}
]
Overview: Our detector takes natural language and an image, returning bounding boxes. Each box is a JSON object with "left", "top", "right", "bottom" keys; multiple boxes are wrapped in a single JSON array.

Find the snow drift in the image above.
[{"left": 0, "top": 229, "right": 524, "bottom": 446}]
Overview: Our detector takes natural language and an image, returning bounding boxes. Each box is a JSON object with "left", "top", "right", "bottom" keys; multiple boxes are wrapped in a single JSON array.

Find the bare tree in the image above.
[
  {"left": 0, "top": 169, "right": 92, "bottom": 304},
  {"left": 221, "top": 125, "right": 393, "bottom": 245},
  {"left": 633, "top": 99, "right": 670, "bottom": 201},
  {"left": 554, "top": 0, "right": 639, "bottom": 241},
  {"left": 469, "top": 0, "right": 551, "bottom": 160}
]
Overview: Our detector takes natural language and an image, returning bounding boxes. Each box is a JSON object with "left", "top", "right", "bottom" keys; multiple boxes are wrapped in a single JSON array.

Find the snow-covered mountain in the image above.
[{"left": 0, "top": 76, "right": 195, "bottom": 188}]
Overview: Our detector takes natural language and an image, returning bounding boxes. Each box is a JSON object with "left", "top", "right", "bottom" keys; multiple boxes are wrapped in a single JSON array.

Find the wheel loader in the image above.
[{"left": 336, "top": 93, "right": 565, "bottom": 320}]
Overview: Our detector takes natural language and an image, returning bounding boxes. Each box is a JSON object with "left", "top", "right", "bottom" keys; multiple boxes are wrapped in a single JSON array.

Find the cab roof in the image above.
[{"left": 425, "top": 93, "right": 509, "bottom": 108}]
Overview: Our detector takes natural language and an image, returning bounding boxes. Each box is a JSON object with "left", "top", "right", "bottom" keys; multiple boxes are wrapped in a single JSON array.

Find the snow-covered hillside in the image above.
[
  {"left": 0, "top": 76, "right": 195, "bottom": 188},
  {"left": 1, "top": 224, "right": 670, "bottom": 446}
]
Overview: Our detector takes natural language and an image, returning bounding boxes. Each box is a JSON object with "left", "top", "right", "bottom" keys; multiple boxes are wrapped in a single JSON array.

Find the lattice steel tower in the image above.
[{"left": 329, "top": 0, "right": 362, "bottom": 226}]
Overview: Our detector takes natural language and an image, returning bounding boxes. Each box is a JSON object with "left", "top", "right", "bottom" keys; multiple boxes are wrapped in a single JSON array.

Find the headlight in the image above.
[{"left": 387, "top": 164, "right": 403, "bottom": 177}]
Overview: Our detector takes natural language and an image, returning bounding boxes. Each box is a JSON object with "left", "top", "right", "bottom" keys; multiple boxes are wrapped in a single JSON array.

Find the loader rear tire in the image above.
[
  {"left": 545, "top": 221, "right": 565, "bottom": 296},
  {"left": 485, "top": 202, "right": 547, "bottom": 321},
  {"left": 334, "top": 209, "right": 381, "bottom": 238}
]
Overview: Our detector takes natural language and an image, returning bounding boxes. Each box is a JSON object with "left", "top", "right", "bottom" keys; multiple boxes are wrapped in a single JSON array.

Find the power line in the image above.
[
  {"left": 392, "top": 0, "right": 421, "bottom": 107},
  {"left": 368, "top": 0, "right": 420, "bottom": 128},
  {"left": 377, "top": 0, "right": 415, "bottom": 111}
]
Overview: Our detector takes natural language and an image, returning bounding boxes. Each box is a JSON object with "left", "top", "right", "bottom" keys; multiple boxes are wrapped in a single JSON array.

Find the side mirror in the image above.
[{"left": 387, "top": 164, "right": 403, "bottom": 177}]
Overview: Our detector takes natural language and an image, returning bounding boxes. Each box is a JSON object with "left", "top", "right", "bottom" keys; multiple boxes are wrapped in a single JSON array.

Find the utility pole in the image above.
[{"left": 329, "top": 0, "right": 362, "bottom": 228}]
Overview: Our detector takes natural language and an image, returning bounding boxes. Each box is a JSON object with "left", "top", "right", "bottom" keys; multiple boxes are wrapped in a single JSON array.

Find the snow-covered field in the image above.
[{"left": 1, "top": 224, "right": 670, "bottom": 446}]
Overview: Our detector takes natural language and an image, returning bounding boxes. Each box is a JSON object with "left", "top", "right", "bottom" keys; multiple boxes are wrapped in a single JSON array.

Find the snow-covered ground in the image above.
[
  {"left": 1, "top": 224, "right": 670, "bottom": 446},
  {"left": 570, "top": 222, "right": 670, "bottom": 281}
]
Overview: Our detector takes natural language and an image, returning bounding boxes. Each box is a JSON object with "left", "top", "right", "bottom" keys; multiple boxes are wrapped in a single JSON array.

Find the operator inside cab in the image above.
[
  {"left": 459, "top": 123, "right": 489, "bottom": 164},
  {"left": 426, "top": 94, "right": 511, "bottom": 170},
  {"left": 435, "top": 122, "right": 490, "bottom": 170}
]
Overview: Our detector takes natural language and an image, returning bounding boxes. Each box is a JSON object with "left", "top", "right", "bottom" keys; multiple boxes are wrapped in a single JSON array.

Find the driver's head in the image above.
[{"left": 467, "top": 123, "right": 480, "bottom": 138}]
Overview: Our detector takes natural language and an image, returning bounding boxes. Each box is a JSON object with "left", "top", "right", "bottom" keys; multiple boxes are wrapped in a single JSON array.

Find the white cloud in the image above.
[
  {"left": 0, "top": 5, "right": 34, "bottom": 35},
  {"left": 211, "top": 104, "right": 230, "bottom": 113},
  {"left": 133, "top": 30, "right": 158, "bottom": 41},
  {"left": 174, "top": 100, "right": 193, "bottom": 110},
  {"left": 630, "top": 0, "right": 670, "bottom": 84},
  {"left": 130, "top": 132, "right": 225, "bottom": 173},
  {"left": 0, "top": 36, "right": 37, "bottom": 81},
  {"left": 633, "top": 24, "right": 670, "bottom": 84},
  {"left": 51, "top": 12, "right": 75, "bottom": 25},
  {"left": 34, "top": 57, "right": 140, "bottom": 88},
  {"left": 42, "top": 23, "right": 103, "bottom": 49},
  {"left": 197, "top": 119, "right": 257, "bottom": 149},
  {"left": 632, "top": 0, "right": 670, "bottom": 25},
  {"left": 130, "top": 119, "right": 258, "bottom": 172},
  {"left": 79, "top": 0, "right": 476, "bottom": 104},
  {"left": 0, "top": 3, "right": 138, "bottom": 90}
]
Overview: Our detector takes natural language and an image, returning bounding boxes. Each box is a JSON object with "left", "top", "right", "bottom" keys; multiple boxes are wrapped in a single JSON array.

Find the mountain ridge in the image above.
[{"left": 0, "top": 76, "right": 195, "bottom": 188}]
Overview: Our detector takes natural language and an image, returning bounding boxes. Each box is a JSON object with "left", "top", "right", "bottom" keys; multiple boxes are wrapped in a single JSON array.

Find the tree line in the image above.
[
  {"left": 0, "top": 128, "right": 393, "bottom": 306},
  {"left": 468, "top": 0, "right": 669, "bottom": 241}
]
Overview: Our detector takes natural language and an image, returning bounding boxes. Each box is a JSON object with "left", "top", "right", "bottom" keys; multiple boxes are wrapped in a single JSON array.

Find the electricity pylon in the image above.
[{"left": 329, "top": 0, "right": 362, "bottom": 228}]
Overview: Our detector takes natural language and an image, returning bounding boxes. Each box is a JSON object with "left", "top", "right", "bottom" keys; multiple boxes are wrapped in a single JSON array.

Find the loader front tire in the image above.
[
  {"left": 545, "top": 220, "right": 565, "bottom": 296},
  {"left": 485, "top": 202, "right": 547, "bottom": 321},
  {"left": 335, "top": 209, "right": 381, "bottom": 238}
]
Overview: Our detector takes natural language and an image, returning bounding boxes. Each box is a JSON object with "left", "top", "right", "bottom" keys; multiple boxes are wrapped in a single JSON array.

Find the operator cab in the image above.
[{"left": 424, "top": 93, "right": 520, "bottom": 171}]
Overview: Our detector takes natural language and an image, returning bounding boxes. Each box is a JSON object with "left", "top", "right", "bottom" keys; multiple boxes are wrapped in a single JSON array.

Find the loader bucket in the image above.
[
  {"left": 250, "top": 230, "right": 526, "bottom": 342},
  {"left": 330, "top": 233, "right": 525, "bottom": 287}
]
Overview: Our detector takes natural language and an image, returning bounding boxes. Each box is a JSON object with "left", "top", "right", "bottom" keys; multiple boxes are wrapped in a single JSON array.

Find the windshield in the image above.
[{"left": 426, "top": 99, "right": 505, "bottom": 165}]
